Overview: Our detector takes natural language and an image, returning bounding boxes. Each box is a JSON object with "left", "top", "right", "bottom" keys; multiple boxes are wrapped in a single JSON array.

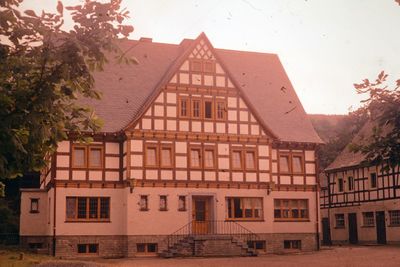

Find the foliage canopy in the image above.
[{"left": 0, "top": 0, "right": 134, "bottom": 180}]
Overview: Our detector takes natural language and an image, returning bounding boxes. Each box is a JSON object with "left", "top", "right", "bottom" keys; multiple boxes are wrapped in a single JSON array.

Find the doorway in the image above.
[
  {"left": 376, "top": 211, "right": 387, "bottom": 244},
  {"left": 322, "top": 217, "right": 332, "bottom": 245},
  {"left": 192, "top": 196, "right": 211, "bottom": 234},
  {"left": 348, "top": 213, "right": 358, "bottom": 244}
]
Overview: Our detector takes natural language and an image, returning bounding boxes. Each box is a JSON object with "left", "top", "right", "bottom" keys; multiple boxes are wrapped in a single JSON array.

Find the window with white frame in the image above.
[
  {"left": 362, "top": 212, "right": 374, "bottom": 226},
  {"left": 389, "top": 210, "right": 400, "bottom": 226}
]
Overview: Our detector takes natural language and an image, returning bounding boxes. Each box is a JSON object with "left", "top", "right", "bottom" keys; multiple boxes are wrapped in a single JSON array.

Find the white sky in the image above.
[{"left": 20, "top": 0, "right": 400, "bottom": 114}]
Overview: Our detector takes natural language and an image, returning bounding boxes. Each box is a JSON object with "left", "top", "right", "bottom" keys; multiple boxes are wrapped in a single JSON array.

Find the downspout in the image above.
[
  {"left": 51, "top": 152, "right": 57, "bottom": 256},
  {"left": 315, "top": 153, "right": 320, "bottom": 250},
  {"left": 53, "top": 183, "right": 57, "bottom": 256}
]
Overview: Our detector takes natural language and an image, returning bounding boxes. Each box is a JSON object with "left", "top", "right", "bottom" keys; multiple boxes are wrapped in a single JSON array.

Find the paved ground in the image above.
[{"left": 29, "top": 245, "right": 400, "bottom": 267}]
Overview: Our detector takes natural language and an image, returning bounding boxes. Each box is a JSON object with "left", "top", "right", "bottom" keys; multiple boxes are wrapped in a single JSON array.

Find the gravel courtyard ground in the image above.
[
  {"left": 97, "top": 245, "right": 400, "bottom": 267},
  {"left": 30, "top": 245, "right": 400, "bottom": 267}
]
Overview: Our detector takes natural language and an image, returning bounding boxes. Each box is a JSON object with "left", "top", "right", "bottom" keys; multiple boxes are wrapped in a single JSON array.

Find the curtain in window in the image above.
[
  {"left": 299, "top": 200, "right": 308, "bottom": 218},
  {"left": 191, "top": 149, "right": 200, "bottom": 167},
  {"left": 246, "top": 152, "right": 255, "bottom": 169},
  {"left": 90, "top": 148, "right": 102, "bottom": 167},
  {"left": 292, "top": 156, "right": 302, "bottom": 173},
  {"left": 161, "top": 148, "right": 171, "bottom": 166},
  {"left": 66, "top": 198, "right": 76, "bottom": 219},
  {"left": 74, "top": 148, "right": 85, "bottom": 167},
  {"left": 232, "top": 151, "right": 242, "bottom": 169},
  {"left": 253, "top": 198, "right": 262, "bottom": 218},
  {"left": 204, "top": 150, "right": 214, "bottom": 168},
  {"left": 279, "top": 155, "right": 289, "bottom": 172},
  {"left": 146, "top": 148, "right": 157, "bottom": 166}
]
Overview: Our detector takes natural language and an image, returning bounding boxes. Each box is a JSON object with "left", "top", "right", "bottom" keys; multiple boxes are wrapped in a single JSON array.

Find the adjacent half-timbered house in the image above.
[
  {"left": 20, "top": 33, "right": 322, "bottom": 257},
  {"left": 321, "top": 122, "right": 400, "bottom": 245}
]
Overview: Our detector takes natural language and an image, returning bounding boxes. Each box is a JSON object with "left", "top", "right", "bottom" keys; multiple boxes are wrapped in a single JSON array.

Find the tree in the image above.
[
  {"left": 0, "top": 0, "right": 135, "bottom": 180},
  {"left": 351, "top": 71, "right": 400, "bottom": 171}
]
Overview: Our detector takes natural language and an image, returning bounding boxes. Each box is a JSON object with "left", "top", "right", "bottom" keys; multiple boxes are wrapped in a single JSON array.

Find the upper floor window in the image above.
[
  {"left": 292, "top": 155, "right": 303, "bottom": 173},
  {"left": 72, "top": 144, "right": 104, "bottom": 169},
  {"left": 337, "top": 177, "right": 344, "bottom": 192},
  {"left": 232, "top": 150, "right": 243, "bottom": 170},
  {"left": 347, "top": 176, "right": 354, "bottom": 191},
  {"left": 216, "top": 101, "right": 226, "bottom": 120},
  {"left": 190, "top": 147, "right": 202, "bottom": 168},
  {"left": 160, "top": 145, "right": 173, "bottom": 168},
  {"left": 245, "top": 151, "right": 256, "bottom": 170},
  {"left": 278, "top": 152, "right": 304, "bottom": 174},
  {"left": 190, "top": 59, "right": 215, "bottom": 73},
  {"left": 279, "top": 155, "right": 290, "bottom": 173},
  {"left": 192, "top": 99, "right": 201, "bottom": 118},
  {"left": 204, "top": 148, "right": 215, "bottom": 169},
  {"left": 226, "top": 197, "right": 263, "bottom": 220},
  {"left": 204, "top": 100, "right": 213, "bottom": 119},
  {"left": 178, "top": 97, "right": 226, "bottom": 120},
  {"left": 370, "top": 172, "right": 377, "bottom": 188},
  {"left": 274, "top": 199, "right": 308, "bottom": 221},
  {"left": 145, "top": 144, "right": 173, "bottom": 168},
  {"left": 66, "top": 197, "right": 110, "bottom": 221},
  {"left": 179, "top": 97, "right": 189, "bottom": 118},
  {"left": 145, "top": 145, "right": 158, "bottom": 167},
  {"left": 190, "top": 60, "right": 202, "bottom": 72}
]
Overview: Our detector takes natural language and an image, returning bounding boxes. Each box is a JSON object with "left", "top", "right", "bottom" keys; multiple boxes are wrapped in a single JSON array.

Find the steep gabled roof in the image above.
[
  {"left": 82, "top": 33, "right": 322, "bottom": 144},
  {"left": 325, "top": 121, "right": 374, "bottom": 171}
]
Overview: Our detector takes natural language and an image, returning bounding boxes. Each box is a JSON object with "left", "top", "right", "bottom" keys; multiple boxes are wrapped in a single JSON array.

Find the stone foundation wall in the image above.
[{"left": 20, "top": 232, "right": 318, "bottom": 258}]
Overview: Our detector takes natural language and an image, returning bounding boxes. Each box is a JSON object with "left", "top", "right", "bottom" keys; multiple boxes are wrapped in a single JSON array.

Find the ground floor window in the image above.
[
  {"left": 389, "top": 210, "right": 400, "bottom": 226},
  {"left": 226, "top": 197, "right": 263, "bottom": 220},
  {"left": 274, "top": 199, "right": 308, "bottom": 221},
  {"left": 136, "top": 243, "right": 158, "bottom": 254},
  {"left": 362, "top": 212, "right": 374, "bottom": 227},
  {"left": 335, "top": 214, "right": 345, "bottom": 228},
  {"left": 77, "top": 244, "right": 98, "bottom": 254},
  {"left": 66, "top": 197, "right": 110, "bottom": 221},
  {"left": 284, "top": 240, "right": 301, "bottom": 250},
  {"left": 247, "top": 240, "right": 266, "bottom": 252}
]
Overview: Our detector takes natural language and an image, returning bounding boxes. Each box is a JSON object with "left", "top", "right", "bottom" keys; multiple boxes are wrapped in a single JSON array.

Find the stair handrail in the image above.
[{"left": 163, "top": 220, "right": 262, "bottom": 250}]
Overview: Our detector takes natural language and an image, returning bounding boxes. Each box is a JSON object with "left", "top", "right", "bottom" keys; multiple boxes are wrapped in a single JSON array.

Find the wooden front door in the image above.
[
  {"left": 348, "top": 213, "right": 358, "bottom": 244},
  {"left": 322, "top": 217, "right": 332, "bottom": 245},
  {"left": 192, "top": 197, "right": 210, "bottom": 234},
  {"left": 376, "top": 211, "right": 387, "bottom": 244}
]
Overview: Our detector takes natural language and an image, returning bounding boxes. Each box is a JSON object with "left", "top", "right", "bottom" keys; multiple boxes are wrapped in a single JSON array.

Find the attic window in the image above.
[
  {"left": 203, "top": 61, "right": 215, "bottom": 73},
  {"left": 190, "top": 60, "right": 202, "bottom": 72}
]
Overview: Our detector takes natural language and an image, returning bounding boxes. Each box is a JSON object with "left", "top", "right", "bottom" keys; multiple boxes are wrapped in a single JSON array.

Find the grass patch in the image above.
[{"left": 0, "top": 246, "right": 52, "bottom": 267}]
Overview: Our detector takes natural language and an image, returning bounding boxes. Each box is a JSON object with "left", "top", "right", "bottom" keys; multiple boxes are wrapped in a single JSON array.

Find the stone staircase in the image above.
[{"left": 160, "top": 235, "right": 258, "bottom": 258}]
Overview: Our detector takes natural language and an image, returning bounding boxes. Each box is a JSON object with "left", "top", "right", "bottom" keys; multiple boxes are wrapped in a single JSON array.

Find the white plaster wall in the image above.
[
  {"left": 55, "top": 188, "right": 127, "bottom": 236},
  {"left": 20, "top": 190, "right": 51, "bottom": 236},
  {"left": 125, "top": 188, "right": 317, "bottom": 235}
]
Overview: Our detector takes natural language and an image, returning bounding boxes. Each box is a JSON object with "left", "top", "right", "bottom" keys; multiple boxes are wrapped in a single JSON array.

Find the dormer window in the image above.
[{"left": 72, "top": 144, "right": 104, "bottom": 169}]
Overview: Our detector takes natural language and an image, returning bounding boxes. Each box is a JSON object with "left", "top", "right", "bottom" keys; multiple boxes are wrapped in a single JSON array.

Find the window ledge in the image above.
[
  {"left": 140, "top": 209, "right": 149, "bottom": 212},
  {"left": 334, "top": 226, "right": 345, "bottom": 229},
  {"left": 65, "top": 220, "right": 111, "bottom": 223},
  {"left": 178, "top": 209, "right": 187, "bottom": 212},
  {"left": 225, "top": 219, "right": 264, "bottom": 222},
  {"left": 388, "top": 224, "right": 400, "bottom": 227},
  {"left": 361, "top": 225, "right": 375, "bottom": 228},
  {"left": 159, "top": 209, "right": 168, "bottom": 212},
  {"left": 274, "top": 219, "right": 310, "bottom": 222},
  {"left": 29, "top": 211, "right": 40, "bottom": 214}
]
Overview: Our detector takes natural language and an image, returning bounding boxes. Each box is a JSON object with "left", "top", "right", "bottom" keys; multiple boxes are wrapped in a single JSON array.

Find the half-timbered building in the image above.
[
  {"left": 321, "top": 122, "right": 400, "bottom": 245},
  {"left": 20, "top": 33, "right": 322, "bottom": 257}
]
